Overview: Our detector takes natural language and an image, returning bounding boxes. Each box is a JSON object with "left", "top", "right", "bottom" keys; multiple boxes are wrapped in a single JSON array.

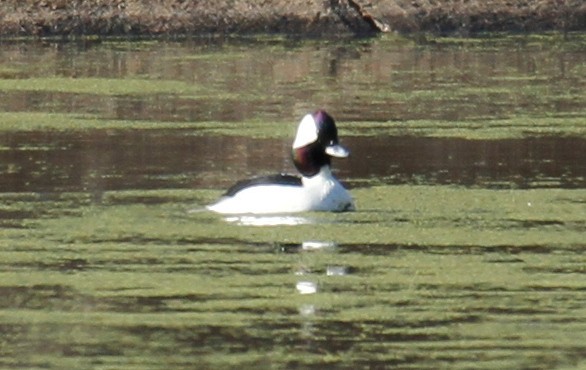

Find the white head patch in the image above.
[{"left": 292, "top": 114, "right": 318, "bottom": 149}]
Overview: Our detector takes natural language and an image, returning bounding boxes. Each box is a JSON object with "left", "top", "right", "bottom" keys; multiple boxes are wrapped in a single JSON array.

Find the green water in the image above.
[{"left": 0, "top": 34, "right": 585, "bottom": 369}]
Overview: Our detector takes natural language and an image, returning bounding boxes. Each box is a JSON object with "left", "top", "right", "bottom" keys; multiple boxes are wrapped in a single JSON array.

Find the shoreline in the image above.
[{"left": 0, "top": 0, "right": 585, "bottom": 38}]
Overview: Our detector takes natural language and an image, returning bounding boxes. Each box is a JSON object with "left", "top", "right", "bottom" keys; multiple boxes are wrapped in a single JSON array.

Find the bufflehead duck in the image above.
[{"left": 207, "top": 110, "right": 354, "bottom": 214}]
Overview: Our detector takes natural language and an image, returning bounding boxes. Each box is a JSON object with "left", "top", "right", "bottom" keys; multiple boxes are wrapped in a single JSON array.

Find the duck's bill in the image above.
[{"left": 325, "top": 144, "right": 349, "bottom": 158}]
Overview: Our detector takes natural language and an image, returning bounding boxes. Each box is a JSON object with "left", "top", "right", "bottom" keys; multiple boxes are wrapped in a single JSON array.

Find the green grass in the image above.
[
  {"left": 0, "top": 76, "right": 231, "bottom": 98},
  {"left": 2, "top": 185, "right": 582, "bottom": 250},
  {"left": 1, "top": 111, "right": 585, "bottom": 139},
  {"left": 1, "top": 185, "right": 585, "bottom": 369}
]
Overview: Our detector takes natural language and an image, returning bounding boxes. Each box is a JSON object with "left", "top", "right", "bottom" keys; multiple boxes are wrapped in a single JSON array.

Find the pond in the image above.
[{"left": 0, "top": 34, "right": 585, "bottom": 369}]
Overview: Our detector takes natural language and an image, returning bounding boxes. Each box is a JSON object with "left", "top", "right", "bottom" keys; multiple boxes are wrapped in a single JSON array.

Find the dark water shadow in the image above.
[{"left": 1, "top": 130, "right": 585, "bottom": 194}]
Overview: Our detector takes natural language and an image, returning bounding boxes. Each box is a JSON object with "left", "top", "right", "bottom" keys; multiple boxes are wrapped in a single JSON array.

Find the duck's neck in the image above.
[
  {"left": 302, "top": 165, "right": 334, "bottom": 183},
  {"left": 292, "top": 143, "right": 331, "bottom": 177}
]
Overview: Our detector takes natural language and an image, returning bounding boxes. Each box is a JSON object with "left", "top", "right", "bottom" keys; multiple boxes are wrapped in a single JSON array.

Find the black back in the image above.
[{"left": 223, "top": 173, "right": 302, "bottom": 197}]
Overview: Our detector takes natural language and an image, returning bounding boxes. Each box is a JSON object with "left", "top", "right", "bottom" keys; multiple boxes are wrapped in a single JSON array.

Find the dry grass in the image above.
[
  {"left": 0, "top": 0, "right": 584, "bottom": 37},
  {"left": 389, "top": 0, "right": 585, "bottom": 33}
]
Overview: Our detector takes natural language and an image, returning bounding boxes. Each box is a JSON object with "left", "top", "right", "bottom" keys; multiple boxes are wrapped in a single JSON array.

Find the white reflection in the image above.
[
  {"left": 296, "top": 281, "right": 318, "bottom": 295},
  {"left": 301, "top": 240, "right": 337, "bottom": 251},
  {"left": 224, "top": 215, "right": 312, "bottom": 226},
  {"left": 326, "top": 265, "right": 349, "bottom": 276},
  {"left": 298, "top": 304, "right": 316, "bottom": 317},
  {"left": 295, "top": 266, "right": 311, "bottom": 276},
  {"left": 298, "top": 304, "right": 317, "bottom": 340}
]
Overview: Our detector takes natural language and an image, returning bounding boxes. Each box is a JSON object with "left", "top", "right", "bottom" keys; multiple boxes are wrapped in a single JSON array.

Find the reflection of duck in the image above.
[{"left": 207, "top": 110, "right": 354, "bottom": 214}]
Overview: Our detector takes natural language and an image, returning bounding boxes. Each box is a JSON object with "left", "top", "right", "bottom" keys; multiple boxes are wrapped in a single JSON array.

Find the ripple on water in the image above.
[{"left": 1, "top": 35, "right": 585, "bottom": 369}]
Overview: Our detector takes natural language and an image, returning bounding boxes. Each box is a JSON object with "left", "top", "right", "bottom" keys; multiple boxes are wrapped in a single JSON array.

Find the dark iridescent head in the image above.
[{"left": 291, "top": 110, "right": 349, "bottom": 177}]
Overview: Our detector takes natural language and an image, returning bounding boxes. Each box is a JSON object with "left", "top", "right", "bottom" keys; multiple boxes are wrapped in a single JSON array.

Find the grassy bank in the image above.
[{"left": 0, "top": 0, "right": 584, "bottom": 38}]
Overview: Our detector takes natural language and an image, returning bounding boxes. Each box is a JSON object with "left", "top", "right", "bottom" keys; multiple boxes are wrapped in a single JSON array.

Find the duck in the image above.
[{"left": 207, "top": 110, "right": 355, "bottom": 214}]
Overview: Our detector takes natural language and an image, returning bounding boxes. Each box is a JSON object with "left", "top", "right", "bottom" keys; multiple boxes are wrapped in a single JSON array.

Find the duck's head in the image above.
[{"left": 292, "top": 110, "right": 349, "bottom": 177}]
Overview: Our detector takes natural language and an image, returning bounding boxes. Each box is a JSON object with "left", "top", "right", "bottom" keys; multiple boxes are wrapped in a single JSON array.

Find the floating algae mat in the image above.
[
  {"left": 1, "top": 185, "right": 585, "bottom": 369},
  {"left": 0, "top": 34, "right": 585, "bottom": 369}
]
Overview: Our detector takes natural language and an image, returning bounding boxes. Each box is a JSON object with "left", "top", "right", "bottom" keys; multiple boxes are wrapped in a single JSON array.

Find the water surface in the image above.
[{"left": 0, "top": 34, "right": 585, "bottom": 369}]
